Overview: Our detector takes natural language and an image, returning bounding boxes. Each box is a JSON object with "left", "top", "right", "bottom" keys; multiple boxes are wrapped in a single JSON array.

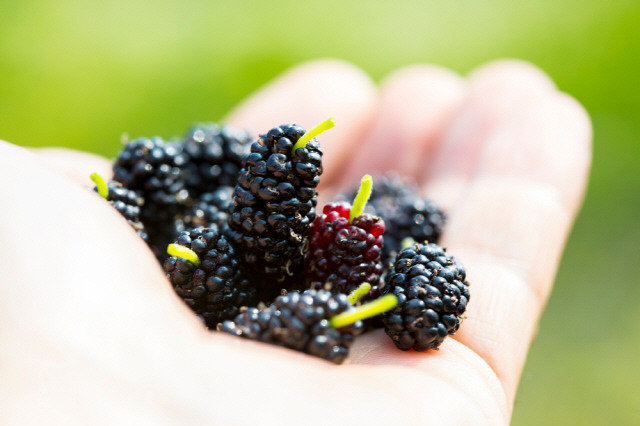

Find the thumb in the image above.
[{"left": 0, "top": 140, "right": 199, "bottom": 346}]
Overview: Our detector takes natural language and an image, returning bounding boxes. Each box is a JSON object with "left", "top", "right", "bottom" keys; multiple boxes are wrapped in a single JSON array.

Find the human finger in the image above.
[
  {"left": 439, "top": 93, "right": 592, "bottom": 406},
  {"left": 0, "top": 141, "right": 196, "bottom": 332},
  {"left": 422, "top": 60, "right": 557, "bottom": 210},
  {"left": 32, "top": 147, "right": 112, "bottom": 186},
  {"left": 338, "top": 65, "right": 466, "bottom": 190}
]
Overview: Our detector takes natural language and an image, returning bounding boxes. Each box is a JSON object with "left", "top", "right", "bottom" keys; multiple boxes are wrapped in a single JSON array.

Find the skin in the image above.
[{"left": 0, "top": 59, "right": 591, "bottom": 425}]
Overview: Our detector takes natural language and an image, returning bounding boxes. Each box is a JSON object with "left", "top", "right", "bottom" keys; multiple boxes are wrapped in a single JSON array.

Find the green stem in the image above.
[
  {"left": 349, "top": 174, "right": 373, "bottom": 223},
  {"left": 401, "top": 237, "right": 416, "bottom": 249},
  {"left": 329, "top": 294, "right": 397, "bottom": 329},
  {"left": 90, "top": 172, "right": 109, "bottom": 200},
  {"left": 348, "top": 282, "right": 372, "bottom": 305},
  {"left": 167, "top": 244, "right": 201, "bottom": 267},
  {"left": 292, "top": 118, "right": 335, "bottom": 154}
]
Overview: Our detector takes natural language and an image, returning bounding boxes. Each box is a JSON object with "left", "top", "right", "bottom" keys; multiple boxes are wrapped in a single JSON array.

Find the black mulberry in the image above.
[
  {"left": 164, "top": 226, "right": 256, "bottom": 329},
  {"left": 382, "top": 242, "right": 470, "bottom": 351},
  {"left": 227, "top": 120, "right": 331, "bottom": 294},
  {"left": 376, "top": 197, "right": 445, "bottom": 264},
  {"left": 174, "top": 186, "right": 233, "bottom": 236},
  {"left": 220, "top": 289, "right": 363, "bottom": 364},
  {"left": 182, "top": 123, "right": 252, "bottom": 195},
  {"left": 112, "top": 136, "right": 190, "bottom": 257},
  {"left": 91, "top": 173, "right": 148, "bottom": 241}
]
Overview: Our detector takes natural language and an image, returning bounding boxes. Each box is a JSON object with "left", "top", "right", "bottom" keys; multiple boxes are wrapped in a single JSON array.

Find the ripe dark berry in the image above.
[
  {"left": 174, "top": 186, "right": 233, "bottom": 236},
  {"left": 227, "top": 120, "right": 330, "bottom": 294},
  {"left": 112, "top": 136, "right": 189, "bottom": 204},
  {"left": 112, "top": 136, "right": 190, "bottom": 256},
  {"left": 382, "top": 242, "right": 470, "bottom": 351},
  {"left": 91, "top": 173, "right": 148, "bottom": 241},
  {"left": 164, "top": 226, "right": 256, "bottom": 329},
  {"left": 220, "top": 289, "right": 363, "bottom": 364},
  {"left": 182, "top": 123, "right": 252, "bottom": 195},
  {"left": 305, "top": 202, "right": 385, "bottom": 298},
  {"left": 375, "top": 197, "right": 445, "bottom": 264}
]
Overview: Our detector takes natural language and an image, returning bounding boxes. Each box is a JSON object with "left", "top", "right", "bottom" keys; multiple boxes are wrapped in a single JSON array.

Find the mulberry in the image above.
[
  {"left": 182, "top": 123, "right": 252, "bottom": 195},
  {"left": 305, "top": 176, "right": 385, "bottom": 299},
  {"left": 221, "top": 288, "right": 396, "bottom": 363},
  {"left": 174, "top": 186, "right": 233, "bottom": 236},
  {"left": 340, "top": 173, "right": 446, "bottom": 264},
  {"left": 112, "top": 136, "right": 190, "bottom": 257},
  {"left": 227, "top": 119, "right": 331, "bottom": 294},
  {"left": 382, "top": 242, "right": 470, "bottom": 351},
  {"left": 164, "top": 226, "right": 256, "bottom": 328},
  {"left": 90, "top": 172, "right": 148, "bottom": 241}
]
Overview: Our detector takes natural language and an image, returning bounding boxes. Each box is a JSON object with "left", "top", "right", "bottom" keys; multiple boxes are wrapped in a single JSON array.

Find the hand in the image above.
[{"left": 0, "top": 59, "right": 591, "bottom": 424}]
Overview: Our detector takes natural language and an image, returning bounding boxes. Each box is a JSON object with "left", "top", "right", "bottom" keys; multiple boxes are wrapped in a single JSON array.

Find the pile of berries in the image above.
[{"left": 91, "top": 118, "right": 469, "bottom": 363}]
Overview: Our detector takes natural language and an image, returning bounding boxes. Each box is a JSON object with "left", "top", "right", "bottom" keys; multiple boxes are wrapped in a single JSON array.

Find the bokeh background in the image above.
[{"left": 1, "top": 1, "right": 639, "bottom": 423}]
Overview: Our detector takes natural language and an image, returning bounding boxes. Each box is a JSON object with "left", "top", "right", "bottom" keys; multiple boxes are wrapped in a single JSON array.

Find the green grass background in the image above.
[{"left": 1, "top": 1, "right": 639, "bottom": 423}]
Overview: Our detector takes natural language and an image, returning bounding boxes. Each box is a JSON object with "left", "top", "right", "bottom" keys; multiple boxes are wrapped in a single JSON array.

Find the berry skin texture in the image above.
[
  {"left": 112, "top": 136, "right": 189, "bottom": 206},
  {"left": 376, "top": 197, "right": 445, "bottom": 264},
  {"left": 164, "top": 226, "right": 256, "bottom": 329},
  {"left": 174, "top": 186, "right": 233, "bottom": 237},
  {"left": 94, "top": 180, "right": 148, "bottom": 241},
  {"left": 220, "top": 289, "right": 363, "bottom": 364},
  {"left": 227, "top": 124, "right": 323, "bottom": 293},
  {"left": 112, "top": 136, "right": 190, "bottom": 256},
  {"left": 382, "top": 243, "right": 470, "bottom": 351},
  {"left": 182, "top": 123, "right": 252, "bottom": 196},
  {"left": 305, "top": 202, "right": 385, "bottom": 299}
]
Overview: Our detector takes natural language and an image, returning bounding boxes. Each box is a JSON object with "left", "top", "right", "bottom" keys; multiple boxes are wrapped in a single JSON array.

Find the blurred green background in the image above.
[{"left": 1, "top": 1, "right": 639, "bottom": 423}]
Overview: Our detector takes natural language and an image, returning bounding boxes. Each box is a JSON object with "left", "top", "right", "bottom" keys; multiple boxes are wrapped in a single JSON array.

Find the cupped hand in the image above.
[{"left": 0, "top": 59, "right": 591, "bottom": 425}]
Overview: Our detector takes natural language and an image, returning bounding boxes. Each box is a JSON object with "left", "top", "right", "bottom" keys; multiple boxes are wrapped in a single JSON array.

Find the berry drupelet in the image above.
[
  {"left": 164, "top": 226, "right": 256, "bottom": 329},
  {"left": 221, "top": 288, "right": 397, "bottom": 364},
  {"left": 182, "top": 123, "right": 252, "bottom": 196},
  {"left": 382, "top": 242, "right": 470, "bottom": 351},
  {"left": 305, "top": 175, "right": 385, "bottom": 299},
  {"left": 90, "top": 173, "right": 148, "bottom": 241},
  {"left": 227, "top": 119, "right": 332, "bottom": 294},
  {"left": 112, "top": 136, "right": 190, "bottom": 256}
]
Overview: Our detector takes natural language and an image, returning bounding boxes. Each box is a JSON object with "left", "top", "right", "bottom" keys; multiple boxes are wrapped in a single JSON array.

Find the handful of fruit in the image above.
[{"left": 90, "top": 118, "right": 470, "bottom": 363}]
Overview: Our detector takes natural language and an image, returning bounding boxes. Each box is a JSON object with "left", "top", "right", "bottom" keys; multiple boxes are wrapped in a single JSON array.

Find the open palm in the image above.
[{"left": 0, "top": 59, "right": 591, "bottom": 425}]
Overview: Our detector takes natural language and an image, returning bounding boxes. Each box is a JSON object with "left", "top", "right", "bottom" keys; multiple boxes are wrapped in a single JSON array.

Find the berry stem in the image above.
[
  {"left": 401, "top": 237, "right": 415, "bottom": 249},
  {"left": 292, "top": 118, "right": 335, "bottom": 154},
  {"left": 348, "top": 282, "right": 372, "bottom": 305},
  {"left": 329, "top": 294, "right": 397, "bottom": 329},
  {"left": 90, "top": 172, "right": 109, "bottom": 200},
  {"left": 349, "top": 174, "right": 373, "bottom": 223},
  {"left": 167, "top": 244, "right": 201, "bottom": 267}
]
